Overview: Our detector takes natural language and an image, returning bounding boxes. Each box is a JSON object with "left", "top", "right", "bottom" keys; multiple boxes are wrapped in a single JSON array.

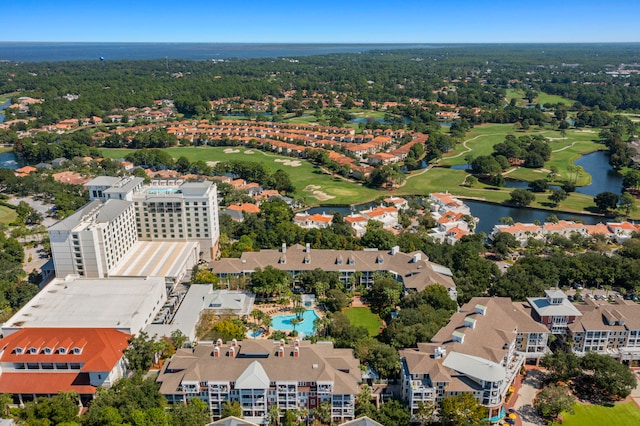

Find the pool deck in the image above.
[{"left": 249, "top": 301, "right": 325, "bottom": 339}]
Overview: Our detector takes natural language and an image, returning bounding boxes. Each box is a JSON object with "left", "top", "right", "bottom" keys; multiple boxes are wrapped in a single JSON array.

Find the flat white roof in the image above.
[
  {"left": 2, "top": 276, "right": 166, "bottom": 334},
  {"left": 109, "top": 241, "right": 198, "bottom": 278},
  {"left": 442, "top": 351, "right": 506, "bottom": 383}
]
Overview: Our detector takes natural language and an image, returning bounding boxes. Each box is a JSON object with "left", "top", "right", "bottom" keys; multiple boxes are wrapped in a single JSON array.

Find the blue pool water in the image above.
[
  {"left": 271, "top": 310, "right": 319, "bottom": 337},
  {"left": 147, "top": 188, "right": 178, "bottom": 194},
  {"left": 247, "top": 329, "right": 264, "bottom": 339}
]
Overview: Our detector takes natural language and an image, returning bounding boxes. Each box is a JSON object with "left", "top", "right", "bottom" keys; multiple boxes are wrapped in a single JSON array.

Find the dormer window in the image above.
[
  {"left": 58, "top": 348, "right": 67, "bottom": 354},
  {"left": 14, "top": 347, "right": 24, "bottom": 355},
  {"left": 29, "top": 347, "right": 38, "bottom": 354},
  {"left": 43, "top": 348, "right": 52, "bottom": 355},
  {"left": 72, "top": 347, "right": 82, "bottom": 355}
]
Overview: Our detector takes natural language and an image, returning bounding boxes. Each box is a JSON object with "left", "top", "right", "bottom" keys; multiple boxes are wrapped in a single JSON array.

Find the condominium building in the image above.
[
  {"left": 567, "top": 300, "right": 640, "bottom": 361},
  {"left": 157, "top": 339, "right": 361, "bottom": 424},
  {"left": 210, "top": 244, "right": 456, "bottom": 298},
  {"left": 400, "top": 297, "right": 549, "bottom": 422},
  {"left": 527, "top": 290, "right": 582, "bottom": 334}
]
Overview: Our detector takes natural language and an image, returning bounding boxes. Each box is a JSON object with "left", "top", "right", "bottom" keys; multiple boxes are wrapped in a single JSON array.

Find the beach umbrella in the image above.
[
  {"left": 508, "top": 408, "right": 516, "bottom": 414},
  {"left": 508, "top": 413, "right": 517, "bottom": 420},
  {"left": 505, "top": 419, "right": 515, "bottom": 425}
]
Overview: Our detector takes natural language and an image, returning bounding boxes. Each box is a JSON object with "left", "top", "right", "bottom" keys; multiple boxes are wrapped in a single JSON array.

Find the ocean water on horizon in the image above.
[{"left": 0, "top": 42, "right": 432, "bottom": 62}]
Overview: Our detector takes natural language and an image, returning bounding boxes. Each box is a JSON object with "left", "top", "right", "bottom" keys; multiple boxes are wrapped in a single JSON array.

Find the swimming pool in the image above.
[
  {"left": 147, "top": 188, "right": 178, "bottom": 195},
  {"left": 271, "top": 310, "right": 319, "bottom": 337}
]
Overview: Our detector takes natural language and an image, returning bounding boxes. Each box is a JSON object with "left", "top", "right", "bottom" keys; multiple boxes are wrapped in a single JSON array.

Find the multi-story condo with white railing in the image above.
[
  {"left": 157, "top": 339, "right": 361, "bottom": 424},
  {"left": 400, "top": 297, "right": 549, "bottom": 423}
]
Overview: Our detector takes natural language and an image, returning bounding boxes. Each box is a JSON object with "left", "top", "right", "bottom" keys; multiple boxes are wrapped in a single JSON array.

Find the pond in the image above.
[
  {"left": 0, "top": 99, "right": 11, "bottom": 123},
  {"left": 574, "top": 150, "right": 622, "bottom": 196},
  {"left": 0, "top": 151, "right": 18, "bottom": 170}
]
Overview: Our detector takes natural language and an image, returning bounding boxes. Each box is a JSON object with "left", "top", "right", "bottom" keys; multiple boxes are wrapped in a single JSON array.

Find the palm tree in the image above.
[
  {"left": 292, "top": 306, "right": 306, "bottom": 321},
  {"left": 263, "top": 315, "right": 272, "bottom": 331},
  {"left": 268, "top": 405, "right": 281, "bottom": 426},
  {"left": 290, "top": 317, "right": 302, "bottom": 334}
]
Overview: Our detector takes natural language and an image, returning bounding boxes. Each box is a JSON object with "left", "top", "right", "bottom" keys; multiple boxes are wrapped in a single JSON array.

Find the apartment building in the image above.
[
  {"left": 210, "top": 244, "right": 457, "bottom": 298},
  {"left": 157, "top": 339, "right": 361, "bottom": 424},
  {"left": 567, "top": 301, "right": 640, "bottom": 362},
  {"left": 400, "top": 297, "right": 549, "bottom": 422}
]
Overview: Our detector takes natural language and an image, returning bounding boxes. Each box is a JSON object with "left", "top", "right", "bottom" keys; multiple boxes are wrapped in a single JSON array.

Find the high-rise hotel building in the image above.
[{"left": 49, "top": 177, "right": 220, "bottom": 279}]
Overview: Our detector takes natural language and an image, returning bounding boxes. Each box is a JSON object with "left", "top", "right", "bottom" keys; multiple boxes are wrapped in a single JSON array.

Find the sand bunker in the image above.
[
  {"left": 305, "top": 185, "right": 321, "bottom": 191},
  {"left": 244, "top": 150, "right": 254, "bottom": 154},
  {"left": 575, "top": 129, "right": 595, "bottom": 133},
  {"left": 312, "top": 190, "right": 335, "bottom": 201},
  {"left": 206, "top": 161, "right": 219, "bottom": 167},
  {"left": 274, "top": 158, "right": 302, "bottom": 167},
  {"left": 223, "top": 148, "right": 240, "bottom": 153}
]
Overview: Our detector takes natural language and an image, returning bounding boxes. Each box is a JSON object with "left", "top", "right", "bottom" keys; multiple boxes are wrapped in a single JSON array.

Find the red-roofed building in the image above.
[
  {"left": 293, "top": 212, "right": 333, "bottom": 229},
  {"left": 0, "top": 328, "right": 131, "bottom": 405},
  {"left": 14, "top": 165, "right": 37, "bottom": 177}
]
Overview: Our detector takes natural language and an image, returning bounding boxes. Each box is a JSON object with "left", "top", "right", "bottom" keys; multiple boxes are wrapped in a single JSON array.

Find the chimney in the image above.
[
  {"left": 391, "top": 246, "right": 399, "bottom": 255},
  {"left": 213, "top": 346, "right": 220, "bottom": 357},
  {"left": 216, "top": 338, "right": 223, "bottom": 346},
  {"left": 280, "top": 339, "right": 285, "bottom": 347},
  {"left": 294, "top": 338, "right": 300, "bottom": 347},
  {"left": 305, "top": 243, "right": 311, "bottom": 253},
  {"left": 228, "top": 346, "right": 236, "bottom": 357},
  {"left": 281, "top": 243, "right": 287, "bottom": 253},
  {"left": 412, "top": 253, "right": 422, "bottom": 263},
  {"left": 231, "top": 338, "right": 238, "bottom": 347},
  {"left": 277, "top": 346, "right": 285, "bottom": 358},
  {"left": 293, "top": 347, "right": 300, "bottom": 358}
]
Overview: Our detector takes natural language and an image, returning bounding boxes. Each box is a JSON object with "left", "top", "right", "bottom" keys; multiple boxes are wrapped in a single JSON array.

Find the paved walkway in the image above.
[{"left": 507, "top": 368, "right": 545, "bottom": 426}]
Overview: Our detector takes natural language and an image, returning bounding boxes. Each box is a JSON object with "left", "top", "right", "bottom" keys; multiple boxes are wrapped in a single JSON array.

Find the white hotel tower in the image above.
[{"left": 49, "top": 177, "right": 220, "bottom": 279}]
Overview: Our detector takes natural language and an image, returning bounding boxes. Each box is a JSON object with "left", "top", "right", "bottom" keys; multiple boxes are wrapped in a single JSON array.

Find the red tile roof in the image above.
[
  {"left": 227, "top": 203, "right": 260, "bottom": 213},
  {"left": 0, "top": 372, "right": 96, "bottom": 395},
  {"left": 0, "top": 328, "right": 130, "bottom": 372}
]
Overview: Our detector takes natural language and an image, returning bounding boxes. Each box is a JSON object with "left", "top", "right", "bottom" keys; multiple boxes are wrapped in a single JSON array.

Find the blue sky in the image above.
[{"left": 3, "top": 0, "right": 639, "bottom": 43}]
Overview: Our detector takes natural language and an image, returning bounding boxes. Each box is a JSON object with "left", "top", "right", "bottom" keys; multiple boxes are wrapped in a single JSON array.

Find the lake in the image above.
[
  {"left": 0, "top": 99, "right": 11, "bottom": 123},
  {"left": 502, "top": 150, "right": 622, "bottom": 196},
  {"left": 465, "top": 199, "right": 604, "bottom": 235}
]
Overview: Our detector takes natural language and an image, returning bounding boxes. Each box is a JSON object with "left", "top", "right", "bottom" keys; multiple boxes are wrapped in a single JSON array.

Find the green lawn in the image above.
[
  {"left": 552, "top": 402, "right": 640, "bottom": 426},
  {"left": 506, "top": 89, "right": 573, "bottom": 106},
  {"left": 0, "top": 205, "right": 17, "bottom": 225},
  {"left": 0, "top": 92, "right": 17, "bottom": 105},
  {"left": 342, "top": 307, "right": 383, "bottom": 337},
  {"left": 100, "top": 146, "right": 380, "bottom": 205},
  {"left": 405, "top": 124, "right": 610, "bottom": 216}
]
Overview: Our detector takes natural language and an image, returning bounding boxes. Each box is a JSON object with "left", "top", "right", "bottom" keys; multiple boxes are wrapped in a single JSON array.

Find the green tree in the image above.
[
  {"left": 124, "top": 331, "right": 164, "bottom": 372},
  {"left": 314, "top": 400, "right": 332, "bottom": 425},
  {"left": 549, "top": 189, "right": 568, "bottom": 206},
  {"left": 374, "top": 399, "right": 410, "bottom": 426},
  {"left": 619, "top": 192, "right": 636, "bottom": 216},
  {"left": 440, "top": 393, "right": 486, "bottom": 426},
  {"left": 593, "top": 191, "right": 619, "bottom": 213},
  {"left": 169, "top": 398, "right": 210, "bottom": 426},
  {"left": 582, "top": 351, "right": 637, "bottom": 399},
  {"left": 534, "top": 384, "right": 575, "bottom": 422},
  {"left": 368, "top": 275, "right": 403, "bottom": 318},
  {"left": 221, "top": 400, "right": 243, "bottom": 419},
  {"left": 20, "top": 391, "right": 80, "bottom": 425},
  {"left": 508, "top": 188, "right": 535, "bottom": 206},
  {"left": 540, "top": 350, "right": 582, "bottom": 383}
]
